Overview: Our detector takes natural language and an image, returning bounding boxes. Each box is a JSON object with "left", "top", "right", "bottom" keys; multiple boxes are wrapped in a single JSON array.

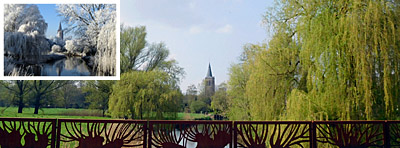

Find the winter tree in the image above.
[
  {"left": 4, "top": 4, "right": 47, "bottom": 35},
  {"left": 57, "top": 4, "right": 116, "bottom": 76},
  {"left": 95, "top": 14, "right": 116, "bottom": 76},
  {"left": 51, "top": 45, "right": 62, "bottom": 53},
  {"left": 65, "top": 39, "right": 84, "bottom": 53},
  {"left": 4, "top": 4, "right": 49, "bottom": 64},
  {"left": 57, "top": 4, "right": 116, "bottom": 49}
]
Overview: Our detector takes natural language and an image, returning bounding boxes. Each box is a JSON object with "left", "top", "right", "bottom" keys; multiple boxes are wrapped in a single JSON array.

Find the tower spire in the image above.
[
  {"left": 206, "top": 63, "right": 213, "bottom": 77},
  {"left": 58, "top": 22, "right": 62, "bottom": 31},
  {"left": 57, "top": 22, "right": 64, "bottom": 41},
  {"left": 204, "top": 62, "right": 215, "bottom": 97}
]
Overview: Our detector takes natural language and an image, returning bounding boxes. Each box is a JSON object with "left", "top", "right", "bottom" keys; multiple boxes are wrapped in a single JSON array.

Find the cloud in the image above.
[
  {"left": 168, "top": 53, "right": 177, "bottom": 60},
  {"left": 216, "top": 24, "right": 233, "bottom": 33},
  {"left": 189, "top": 26, "right": 203, "bottom": 34},
  {"left": 124, "top": 0, "right": 204, "bottom": 29},
  {"left": 189, "top": 2, "right": 196, "bottom": 9}
]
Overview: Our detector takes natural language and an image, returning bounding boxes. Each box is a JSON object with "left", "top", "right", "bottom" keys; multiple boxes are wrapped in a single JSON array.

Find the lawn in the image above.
[
  {"left": 0, "top": 107, "right": 208, "bottom": 120},
  {"left": 0, "top": 107, "right": 110, "bottom": 119}
]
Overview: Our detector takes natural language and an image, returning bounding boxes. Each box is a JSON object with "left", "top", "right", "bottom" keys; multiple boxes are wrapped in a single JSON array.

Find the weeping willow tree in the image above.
[
  {"left": 228, "top": 0, "right": 400, "bottom": 120},
  {"left": 227, "top": 44, "right": 263, "bottom": 120},
  {"left": 109, "top": 71, "right": 183, "bottom": 119}
]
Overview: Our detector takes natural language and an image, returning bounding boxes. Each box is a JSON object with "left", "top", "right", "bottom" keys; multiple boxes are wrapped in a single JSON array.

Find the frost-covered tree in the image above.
[
  {"left": 57, "top": 4, "right": 116, "bottom": 48},
  {"left": 65, "top": 39, "right": 84, "bottom": 53},
  {"left": 95, "top": 18, "right": 116, "bottom": 76},
  {"left": 4, "top": 32, "right": 49, "bottom": 63},
  {"left": 4, "top": 4, "right": 49, "bottom": 64},
  {"left": 4, "top": 4, "right": 47, "bottom": 35},
  {"left": 57, "top": 4, "right": 116, "bottom": 76},
  {"left": 51, "top": 45, "right": 62, "bottom": 53}
]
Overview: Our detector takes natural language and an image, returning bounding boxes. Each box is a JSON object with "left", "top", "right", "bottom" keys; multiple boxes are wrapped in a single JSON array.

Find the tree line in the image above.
[
  {"left": 0, "top": 25, "right": 185, "bottom": 120},
  {"left": 3, "top": 0, "right": 398, "bottom": 121},
  {"left": 226, "top": 0, "right": 400, "bottom": 121}
]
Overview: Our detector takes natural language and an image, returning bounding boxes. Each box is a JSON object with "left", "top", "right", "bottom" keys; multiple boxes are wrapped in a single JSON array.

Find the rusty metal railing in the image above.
[
  {"left": 56, "top": 119, "right": 147, "bottom": 148},
  {"left": 0, "top": 118, "right": 56, "bottom": 148},
  {"left": 0, "top": 118, "right": 399, "bottom": 148},
  {"left": 234, "top": 121, "right": 311, "bottom": 148},
  {"left": 149, "top": 120, "right": 232, "bottom": 148}
]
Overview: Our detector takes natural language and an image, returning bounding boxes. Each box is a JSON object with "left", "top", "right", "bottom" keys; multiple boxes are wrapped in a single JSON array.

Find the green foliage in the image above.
[
  {"left": 120, "top": 25, "right": 174, "bottom": 73},
  {"left": 120, "top": 25, "right": 147, "bottom": 73},
  {"left": 183, "top": 84, "right": 198, "bottom": 110},
  {"left": 190, "top": 100, "right": 208, "bottom": 113},
  {"left": 31, "top": 80, "right": 69, "bottom": 114},
  {"left": 116, "top": 25, "right": 185, "bottom": 119},
  {"left": 83, "top": 80, "right": 115, "bottom": 116},
  {"left": 226, "top": 44, "right": 261, "bottom": 120},
  {"left": 211, "top": 83, "right": 228, "bottom": 116},
  {"left": 228, "top": 0, "right": 400, "bottom": 121},
  {"left": 109, "top": 71, "right": 183, "bottom": 119},
  {"left": 0, "top": 80, "right": 31, "bottom": 113}
]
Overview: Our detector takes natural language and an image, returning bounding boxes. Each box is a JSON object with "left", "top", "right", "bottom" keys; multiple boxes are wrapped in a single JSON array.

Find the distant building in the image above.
[
  {"left": 204, "top": 63, "right": 215, "bottom": 97},
  {"left": 57, "top": 22, "right": 63, "bottom": 41}
]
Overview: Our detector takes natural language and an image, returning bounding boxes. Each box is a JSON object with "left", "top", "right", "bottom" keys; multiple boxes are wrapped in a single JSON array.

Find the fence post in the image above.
[
  {"left": 311, "top": 121, "right": 317, "bottom": 148},
  {"left": 56, "top": 119, "right": 61, "bottom": 148},
  {"left": 148, "top": 121, "right": 152, "bottom": 148},
  {"left": 143, "top": 121, "right": 147, "bottom": 148},
  {"left": 233, "top": 121, "right": 237, "bottom": 148},
  {"left": 384, "top": 120, "right": 390, "bottom": 148}
]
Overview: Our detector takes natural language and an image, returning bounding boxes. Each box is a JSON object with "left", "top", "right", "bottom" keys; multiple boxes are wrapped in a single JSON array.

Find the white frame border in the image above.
[{"left": 1, "top": 0, "right": 120, "bottom": 80}]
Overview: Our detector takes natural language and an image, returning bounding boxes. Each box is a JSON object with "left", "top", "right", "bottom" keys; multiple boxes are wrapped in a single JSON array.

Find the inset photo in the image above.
[{"left": 3, "top": 3, "right": 118, "bottom": 79}]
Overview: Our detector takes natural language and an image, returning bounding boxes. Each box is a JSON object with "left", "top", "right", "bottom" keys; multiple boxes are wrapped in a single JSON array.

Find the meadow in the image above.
[{"left": 0, "top": 107, "right": 208, "bottom": 120}]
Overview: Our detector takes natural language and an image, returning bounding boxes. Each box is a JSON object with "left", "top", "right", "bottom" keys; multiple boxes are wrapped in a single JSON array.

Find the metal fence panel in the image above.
[
  {"left": 0, "top": 118, "right": 399, "bottom": 148},
  {"left": 56, "top": 119, "right": 147, "bottom": 148},
  {"left": 0, "top": 118, "right": 56, "bottom": 148}
]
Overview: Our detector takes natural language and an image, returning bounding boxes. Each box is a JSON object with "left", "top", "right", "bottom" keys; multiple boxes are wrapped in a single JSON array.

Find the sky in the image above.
[
  {"left": 37, "top": 4, "right": 62, "bottom": 38},
  {"left": 37, "top": 1, "right": 275, "bottom": 91},
  {"left": 121, "top": 0, "right": 274, "bottom": 92}
]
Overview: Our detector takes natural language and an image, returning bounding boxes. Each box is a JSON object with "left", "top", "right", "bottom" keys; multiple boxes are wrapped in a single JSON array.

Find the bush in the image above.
[
  {"left": 51, "top": 44, "right": 62, "bottom": 52},
  {"left": 190, "top": 100, "right": 208, "bottom": 113}
]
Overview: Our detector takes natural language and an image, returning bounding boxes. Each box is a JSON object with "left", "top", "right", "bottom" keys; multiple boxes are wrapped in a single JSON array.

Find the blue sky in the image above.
[
  {"left": 121, "top": 0, "right": 274, "bottom": 92},
  {"left": 37, "top": 1, "right": 275, "bottom": 92},
  {"left": 37, "top": 4, "right": 62, "bottom": 38}
]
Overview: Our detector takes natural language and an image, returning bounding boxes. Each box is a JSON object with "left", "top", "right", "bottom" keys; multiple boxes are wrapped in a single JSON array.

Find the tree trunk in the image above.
[
  {"left": 34, "top": 94, "right": 41, "bottom": 114},
  {"left": 17, "top": 97, "right": 23, "bottom": 113},
  {"left": 17, "top": 81, "right": 24, "bottom": 113},
  {"left": 140, "top": 103, "right": 143, "bottom": 119},
  {"left": 17, "top": 93, "right": 23, "bottom": 113},
  {"left": 64, "top": 96, "right": 68, "bottom": 109}
]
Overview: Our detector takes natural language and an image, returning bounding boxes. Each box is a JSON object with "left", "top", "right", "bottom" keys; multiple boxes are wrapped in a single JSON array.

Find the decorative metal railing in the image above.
[
  {"left": 0, "top": 118, "right": 56, "bottom": 148},
  {"left": 314, "top": 121, "right": 385, "bottom": 148},
  {"left": 0, "top": 118, "right": 399, "bottom": 148},
  {"left": 149, "top": 121, "right": 232, "bottom": 148},
  {"left": 234, "top": 121, "right": 311, "bottom": 148},
  {"left": 56, "top": 119, "right": 146, "bottom": 148}
]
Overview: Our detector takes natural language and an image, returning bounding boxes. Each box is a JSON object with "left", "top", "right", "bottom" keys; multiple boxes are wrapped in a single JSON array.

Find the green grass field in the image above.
[
  {"left": 0, "top": 107, "right": 109, "bottom": 119},
  {"left": 0, "top": 107, "right": 208, "bottom": 120}
]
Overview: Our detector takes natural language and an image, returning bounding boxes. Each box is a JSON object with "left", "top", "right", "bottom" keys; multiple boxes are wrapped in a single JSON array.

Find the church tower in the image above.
[
  {"left": 57, "top": 22, "right": 63, "bottom": 41},
  {"left": 204, "top": 63, "right": 215, "bottom": 97}
]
